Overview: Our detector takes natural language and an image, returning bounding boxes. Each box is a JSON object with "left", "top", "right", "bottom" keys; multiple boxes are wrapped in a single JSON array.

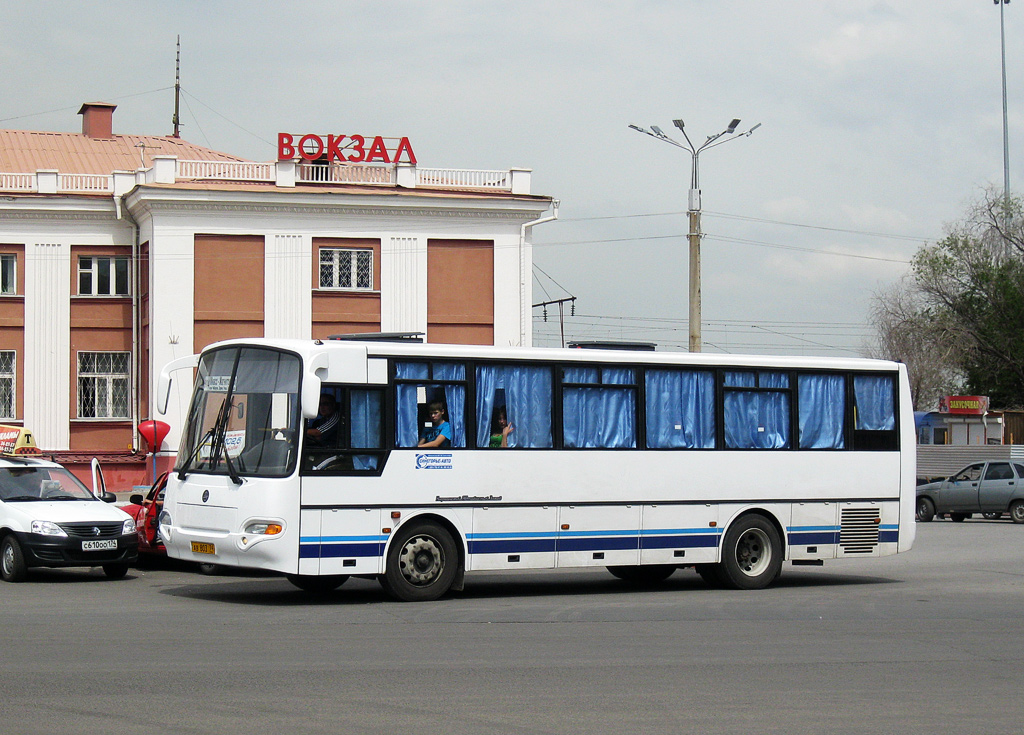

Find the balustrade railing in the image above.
[
  {"left": 178, "top": 160, "right": 274, "bottom": 181},
  {"left": 0, "top": 173, "right": 35, "bottom": 191},
  {"left": 58, "top": 174, "right": 113, "bottom": 192},
  {"left": 1, "top": 161, "right": 519, "bottom": 193},
  {"left": 417, "top": 168, "right": 510, "bottom": 189},
  {"left": 296, "top": 162, "right": 395, "bottom": 184}
]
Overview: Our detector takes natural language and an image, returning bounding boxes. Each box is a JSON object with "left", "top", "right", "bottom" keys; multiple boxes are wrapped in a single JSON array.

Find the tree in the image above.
[
  {"left": 871, "top": 190, "right": 1024, "bottom": 409},
  {"left": 868, "top": 277, "right": 962, "bottom": 411}
]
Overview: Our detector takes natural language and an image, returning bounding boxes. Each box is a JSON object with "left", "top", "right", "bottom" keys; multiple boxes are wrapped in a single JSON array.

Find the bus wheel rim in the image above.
[
  {"left": 734, "top": 528, "right": 771, "bottom": 576},
  {"left": 398, "top": 535, "right": 444, "bottom": 585}
]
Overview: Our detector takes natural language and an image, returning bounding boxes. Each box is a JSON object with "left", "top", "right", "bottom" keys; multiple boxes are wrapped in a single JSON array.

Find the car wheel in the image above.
[
  {"left": 0, "top": 536, "right": 27, "bottom": 583},
  {"left": 982, "top": 512, "right": 1003, "bottom": 520},
  {"left": 716, "top": 514, "right": 783, "bottom": 590},
  {"left": 1010, "top": 501, "right": 1024, "bottom": 525},
  {"left": 286, "top": 574, "right": 349, "bottom": 593},
  {"left": 380, "top": 521, "right": 458, "bottom": 602},
  {"left": 949, "top": 513, "right": 970, "bottom": 523},
  {"left": 917, "top": 497, "right": 935, "bottom": 522},
  {"left": 606, "top": 564, "right": 676, "bottom": 584},
  {"left": 102, "top": 563, "right": 129, "bottom": 580}
]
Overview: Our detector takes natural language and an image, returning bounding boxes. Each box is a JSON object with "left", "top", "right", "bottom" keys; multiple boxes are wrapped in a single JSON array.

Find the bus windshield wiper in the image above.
[
  {"left": 207, "top": 399, "right": 243, "bottom": 486},
  {"left": 178, "top": 396, "right": 232, "bottom": 481}
]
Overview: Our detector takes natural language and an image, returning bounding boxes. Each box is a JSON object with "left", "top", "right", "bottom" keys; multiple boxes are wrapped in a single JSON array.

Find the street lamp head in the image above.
[
  {"left": 651, "top": 125, "right": 666, "bottom": 137},
  {"left": 726, "top": 118, "right": 741, "bottom": 134},
  {"left": 628, "top": 124, "right": 646, "bottom": 132},
  {"left": 673, "top": 119, "right": 685, "bottom": 131}
]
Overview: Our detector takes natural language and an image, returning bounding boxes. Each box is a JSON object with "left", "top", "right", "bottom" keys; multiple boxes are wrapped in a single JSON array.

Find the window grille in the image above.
[
  {"left": 0, "top": 351, "right": 14, "bottom": 419},
  {"left": 78, "top": 352, "right": 130, "bottom": 418},
  {"left": 79, "top": 256, "right": 130, "bottom": 296},
  {"left": 319, "top": 248, "right": 372, "bottom": 290}
]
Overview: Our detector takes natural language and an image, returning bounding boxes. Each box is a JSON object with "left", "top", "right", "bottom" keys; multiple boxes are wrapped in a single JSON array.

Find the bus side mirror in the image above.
[
  {"left": 301, "top": 373, "right": 323, "bottom": 419},
  {"left": 157, "top": 354, "right": 201, "bottom": 415}
]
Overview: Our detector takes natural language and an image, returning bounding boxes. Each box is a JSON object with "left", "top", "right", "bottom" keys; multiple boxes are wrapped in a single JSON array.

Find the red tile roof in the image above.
[{"left": 0, "top": 129, "right": 249, "bottom": 175}]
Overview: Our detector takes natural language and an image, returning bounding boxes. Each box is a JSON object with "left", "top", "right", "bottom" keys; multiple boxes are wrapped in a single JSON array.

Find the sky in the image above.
[{"left": 1, "top": 1, "right": 1019, "bottom": 356}]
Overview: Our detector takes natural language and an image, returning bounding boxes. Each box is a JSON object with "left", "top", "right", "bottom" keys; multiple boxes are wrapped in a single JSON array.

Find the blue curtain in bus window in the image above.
[
  {"left": 854, "top": 375, "right": 895, "bottom": 430},
  {"left": 645, "top": 369, "right": 715, "bottom": 448},
  {"left": 395, "top": 362, "right": 428, "bottom": 447},
  {"left": 563, "top": 388, "right": 636, "bottom": 448},
  {"left": 724, "top": 371, "right": 756, "bottom": 388},
  {"left": 798, "top": 374, "right": 845, "bottom": 449},
  {"left": 564, "top": 366, "right": 599, "bottom": 383},
  {"left": 476, "top": 365, "right": 553, "bottom": 448},
  {"left": 759, "top": 372, "right": 789, "bottom": 388},
  {"left": 433, "top": 363, "right": 466, "bottom": 447},
  {"left": 349, "top": 389, "right": 382, "bottom": 470},
  {"left": 724, "top": 391, "right": 790, "bottom": 449}
]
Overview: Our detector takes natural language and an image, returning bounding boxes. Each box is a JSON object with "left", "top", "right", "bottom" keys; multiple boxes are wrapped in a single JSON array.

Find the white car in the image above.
[{"left": 0, "top": 449, "right": 138, "bottom": 582}]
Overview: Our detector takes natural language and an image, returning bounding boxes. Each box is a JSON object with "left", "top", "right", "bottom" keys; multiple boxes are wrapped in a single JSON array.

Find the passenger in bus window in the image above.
[
  {"left": 418, "top": 402, "right": 452, "bottom": 448},
  {"left": 490, "top": 406, "right": 514, "bottom": 448},
  {"left": 306, "top": 393, "right": 340, "bottom": 447}
]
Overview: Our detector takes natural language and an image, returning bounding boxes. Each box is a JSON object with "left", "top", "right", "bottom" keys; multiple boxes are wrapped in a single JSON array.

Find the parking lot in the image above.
[{"left": 2, "top": 518, "right": 1022, "bottom": 735}]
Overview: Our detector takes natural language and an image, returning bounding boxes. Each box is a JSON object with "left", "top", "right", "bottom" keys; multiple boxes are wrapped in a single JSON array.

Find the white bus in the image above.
[{"left": 157, "top": 337, "right": 915, "bottom": 601}]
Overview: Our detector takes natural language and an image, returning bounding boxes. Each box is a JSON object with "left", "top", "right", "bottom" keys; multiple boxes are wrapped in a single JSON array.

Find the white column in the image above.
[
  {"left": 265, "top": 234, "right": 311, "bottom": 339},
  {"left": 149, "top": 231, "right": 195, "bottom": 448},
  {"left": 24, "top": 242, "right": 71, "bottom": 449},
  {"left": 381, "top": 236, "right": 426, "bottom": 336},
  {"left": 492, "top": 232, "right": 524, "bottom": 346}
]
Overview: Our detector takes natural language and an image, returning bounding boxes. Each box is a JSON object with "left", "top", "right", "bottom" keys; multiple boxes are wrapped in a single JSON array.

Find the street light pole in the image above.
[
  {"left": 629, "top": 118, "right": 760, "bottom": 352},
  {"left": 997, "top": 0, "right": 1011, "bottom": 203}
]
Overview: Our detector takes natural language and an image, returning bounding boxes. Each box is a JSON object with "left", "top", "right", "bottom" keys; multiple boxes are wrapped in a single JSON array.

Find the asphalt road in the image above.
[{"left": 2, "top": 519, "right": 1022, "bottom": 735}]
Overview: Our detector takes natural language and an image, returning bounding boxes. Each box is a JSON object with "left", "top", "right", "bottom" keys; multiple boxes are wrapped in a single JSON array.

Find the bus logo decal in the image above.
[{"left": 415, "top": 453, "right": 453, "bottom": 470}]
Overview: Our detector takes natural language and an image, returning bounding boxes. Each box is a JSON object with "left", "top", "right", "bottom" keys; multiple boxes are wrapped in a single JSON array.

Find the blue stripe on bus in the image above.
[{"left": 641, "top": 533, "right": 720, "bottom": 549}]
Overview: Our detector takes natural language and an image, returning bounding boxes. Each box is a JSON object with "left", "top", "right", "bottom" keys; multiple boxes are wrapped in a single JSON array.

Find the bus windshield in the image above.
[{"left": 175, "top": 347, "right": 302, "bottom": 478}]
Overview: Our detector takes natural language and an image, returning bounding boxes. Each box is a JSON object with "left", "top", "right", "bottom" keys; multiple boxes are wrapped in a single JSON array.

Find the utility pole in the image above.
[{"left": 629, "top": 118, "right": 760, "bottom": 352}]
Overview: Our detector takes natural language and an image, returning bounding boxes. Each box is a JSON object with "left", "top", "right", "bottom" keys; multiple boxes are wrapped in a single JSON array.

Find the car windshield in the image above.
[{"left": 0, "top": 466, "right": 95, "bottom": 502}]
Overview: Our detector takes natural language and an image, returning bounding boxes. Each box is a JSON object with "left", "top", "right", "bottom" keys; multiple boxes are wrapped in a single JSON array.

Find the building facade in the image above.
[{"left": 0, "top": 103, "right": 554, "bottom": 487}]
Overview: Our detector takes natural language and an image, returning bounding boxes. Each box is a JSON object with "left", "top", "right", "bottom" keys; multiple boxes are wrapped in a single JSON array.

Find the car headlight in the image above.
[
  {"left": 31, "top": 520, "right": 68, "bottom": 537},
  {"left": 122, "top": 518, "right": 137, "bottom": 535}
]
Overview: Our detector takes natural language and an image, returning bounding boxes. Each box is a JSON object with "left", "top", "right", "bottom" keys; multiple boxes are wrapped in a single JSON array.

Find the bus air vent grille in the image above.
[{"left": 839, "top": 508, "right": 880, "bottom": 553}]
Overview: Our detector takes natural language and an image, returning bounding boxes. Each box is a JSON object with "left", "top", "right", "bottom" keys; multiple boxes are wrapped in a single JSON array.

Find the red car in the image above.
[{"left": 122, "top": 473, "right": 167, "bottom": 555}]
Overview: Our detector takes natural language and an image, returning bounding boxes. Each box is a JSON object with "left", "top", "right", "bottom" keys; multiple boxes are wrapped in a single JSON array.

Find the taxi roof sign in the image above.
[{"left": 0, "top": 426, "right": 42, "bottom": 455}]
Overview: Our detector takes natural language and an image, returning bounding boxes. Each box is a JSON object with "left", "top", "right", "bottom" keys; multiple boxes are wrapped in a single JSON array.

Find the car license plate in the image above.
[
  {"left": 191, "top": 541, "right": 216, "bottom": 555},
  {"left": 82, "top": 539, "right": 118, "bottom": 552}
]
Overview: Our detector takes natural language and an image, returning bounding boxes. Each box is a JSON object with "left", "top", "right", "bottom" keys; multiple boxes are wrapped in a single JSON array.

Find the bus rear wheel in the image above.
[
  {"left": 717, "top": 515, "right": 783, "bottom": 590},
  {"left": 286, "top": 574, "right": 349, "bottom": 593},
  {"left": 380, "top": 522, "right": 458, "bottom": 602},
  {"left": 607, "top": 564, "right": 676, "bottom": 584}
]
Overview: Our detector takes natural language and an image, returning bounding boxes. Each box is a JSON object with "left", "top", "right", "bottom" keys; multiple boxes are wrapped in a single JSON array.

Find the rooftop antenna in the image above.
[{"left": 171, "top": 35, "right": 181, "bottom": 138}]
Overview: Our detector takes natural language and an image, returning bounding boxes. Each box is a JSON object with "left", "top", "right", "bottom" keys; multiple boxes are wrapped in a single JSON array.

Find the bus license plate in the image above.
[
  {"left": 191, "top": 541, "right": 216, "bottom": 555},
  {"left": 82, "top": 539, "right": 118, "bottom": 552}
]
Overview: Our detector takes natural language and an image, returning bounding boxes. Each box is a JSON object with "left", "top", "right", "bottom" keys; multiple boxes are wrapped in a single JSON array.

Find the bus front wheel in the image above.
[
  {"left": 717, "top": 515, "right": 783, "bottom": 590},
  {"left": 380, "top": 522, "right": 458, "bottom": 602}
]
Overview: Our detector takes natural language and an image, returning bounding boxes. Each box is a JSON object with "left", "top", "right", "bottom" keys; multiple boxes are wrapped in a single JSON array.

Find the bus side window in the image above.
[
  {"left": 475, "top": 364, "right": 553, "bottom": 448},
  {"left": 723, "top": 371, "right": 791, "bottom": 449},
  {"left": 562, "top": 366, "right": 637, "bottom": 449},
  {"left": 798, "top": 374, "right": 845, "bottom": 449},
  {"left": 852, "top": 375, "right": 897, "bottom": 450},
  {"left": 394, "top": 361, "right": 466, "bottom": 448},
  {"left": 645, "top": 369, "right": 715, "bottom": 449}
]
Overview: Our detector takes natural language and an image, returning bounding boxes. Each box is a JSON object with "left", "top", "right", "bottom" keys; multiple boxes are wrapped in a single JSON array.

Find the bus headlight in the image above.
[
  {"left": 244, "top": 522, "right": 283, "bottom": 536},
  {"left": 122, "top": 518, "right": 137, "bottom": 535},
  {"left": 31, "top": 520, "right": 67, "bottom": 537}
]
